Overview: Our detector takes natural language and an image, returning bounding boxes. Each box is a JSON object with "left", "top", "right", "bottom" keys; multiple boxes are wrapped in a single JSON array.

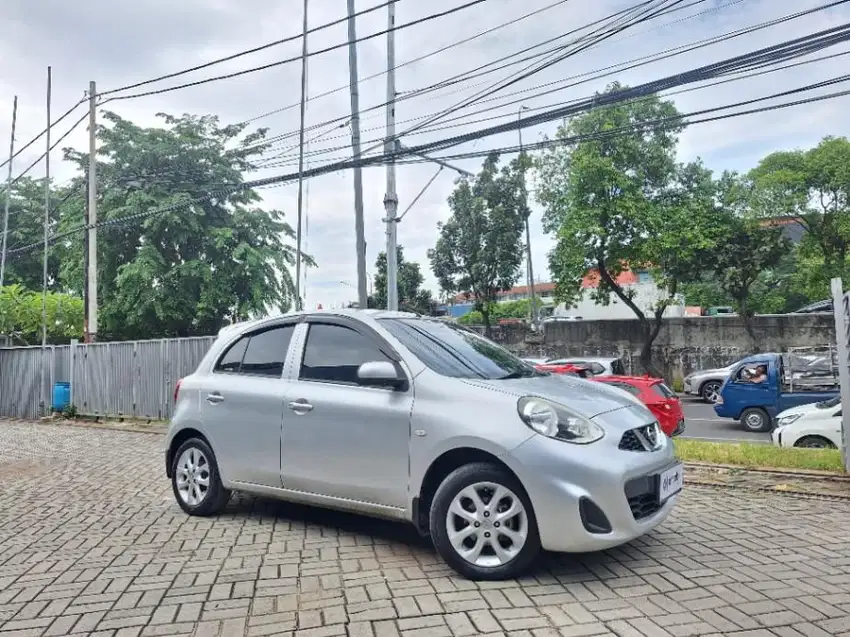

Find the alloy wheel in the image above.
[
  {"left": 445, "top": 481, "right": 528, "bottom": 568},
  {"left": 175, "top": 447, "right": 211, "bottom": 506}
]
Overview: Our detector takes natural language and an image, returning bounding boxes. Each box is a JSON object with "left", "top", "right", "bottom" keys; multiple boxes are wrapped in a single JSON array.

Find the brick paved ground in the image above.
[{"left": 2, "top": 422, "right": 850, "bottom": 637}]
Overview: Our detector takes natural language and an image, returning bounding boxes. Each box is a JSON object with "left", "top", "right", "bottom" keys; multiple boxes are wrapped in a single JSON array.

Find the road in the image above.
[
  {"left": 2, "top": 419, "right": 850, "bottom": 637},
  {"left": 680, "top": 397, "right": 772, "bottom": 443}
]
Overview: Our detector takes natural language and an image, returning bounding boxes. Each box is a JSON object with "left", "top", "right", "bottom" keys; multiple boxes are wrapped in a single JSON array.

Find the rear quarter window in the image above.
[
  {"left": 651, "top": 382, "right": 675, "bottom": 399},
  {"left": 604, "top": 381, "right": 642, "bottom": 396}
]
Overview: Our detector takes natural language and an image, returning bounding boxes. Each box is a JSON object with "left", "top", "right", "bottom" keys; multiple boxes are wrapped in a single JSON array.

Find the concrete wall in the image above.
[{"left": 478, "top": 313, "right": 836, "bottom": 380}]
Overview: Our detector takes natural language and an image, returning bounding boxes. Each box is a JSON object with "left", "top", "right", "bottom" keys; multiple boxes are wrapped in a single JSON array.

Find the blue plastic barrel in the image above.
[{"left": 52, "top": 382, "right": 71, "bottom": 412}]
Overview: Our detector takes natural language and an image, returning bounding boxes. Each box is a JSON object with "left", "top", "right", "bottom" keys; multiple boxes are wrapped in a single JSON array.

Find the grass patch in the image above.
[{"left": 674, "top": 439, "right": 844, "bottom": 473}]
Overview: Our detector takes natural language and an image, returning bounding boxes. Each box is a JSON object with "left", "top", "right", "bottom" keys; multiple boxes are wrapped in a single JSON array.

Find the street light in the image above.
[{"left": 518, "top": 106, "right": 538, "bottom": 329}]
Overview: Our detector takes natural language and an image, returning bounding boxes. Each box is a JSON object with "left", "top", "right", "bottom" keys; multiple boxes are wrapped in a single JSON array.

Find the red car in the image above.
[
  {"left": 593, "top": 375, "right": 685, "bottom": 437},
  {"left": 534, "top": 362, "right": 592, "bottom": 378}
]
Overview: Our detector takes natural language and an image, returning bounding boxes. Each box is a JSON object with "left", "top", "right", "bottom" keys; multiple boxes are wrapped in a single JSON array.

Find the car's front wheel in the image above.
[
  {"left": 740, "top": 407, "right": 772, "bottom": 433},
  {"left": 171, "top": 437, "right": 230, "bottom": 516},
  {"left": 429, "top": 463, "right": 541, "bottom": 580},
  {"left": 700, "top": 380, "right": 722, "bottom": 404}
]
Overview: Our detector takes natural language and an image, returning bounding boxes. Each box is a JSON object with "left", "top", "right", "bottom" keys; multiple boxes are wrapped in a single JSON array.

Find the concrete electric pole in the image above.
[
  {"left": 294, "top": 0, "right": 309, "bottom": 311},
  {"left": 346, "top": 0, "right": 369, "bottom": 310},
  {"left": 384, "top": 0, "right": 399, "bottom": 311},
  {"left": 85, "top": 81, "right": 98, "bottom": 343},
  {"left": 518, "top": 106, "right": 538, "bottom": 329}
]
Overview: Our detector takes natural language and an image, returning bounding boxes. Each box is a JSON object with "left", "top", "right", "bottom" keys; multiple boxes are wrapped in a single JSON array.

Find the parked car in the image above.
[
  {"left": 713, "top": 354, "right": 839, "bottom": 432},
  {"left": 166, "top": 310, "right": 681, "bottom": 580},
  {"left": 772, "top": 396, "right": 841, "bottom": 449},
  {"left": 683, "top": 361, "right": 740, "bottom": 404},
  {"left": 544, "top": 356, "right": 626, "bottom": 377},
  {"left": 534, "top": 361, "right": 592, "bottom": 378},
  {"left": 593, "top": 376, "right": 685, "bottom": 437}
]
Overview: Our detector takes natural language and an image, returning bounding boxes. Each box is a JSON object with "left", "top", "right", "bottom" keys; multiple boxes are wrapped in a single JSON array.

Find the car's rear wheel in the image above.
[
  {"left": 429, "top": 463, "right": 541, "bottom": 580},
  {"left": 740, "top": 407, "right": 772, "bottom": 433},
  {"left": 171, "top": 438, "right": 230, "bottom": 516},
  {"left": 700, "top": 380, "right": 722, "bottom": 404},
  {"left": 794, "top": 435, "right": 836, "bottom": 449}
]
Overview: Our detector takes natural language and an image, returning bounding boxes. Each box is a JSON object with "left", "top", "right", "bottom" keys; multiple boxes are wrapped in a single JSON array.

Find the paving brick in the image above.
[{"left": 1, "top": 421, "right": 850, "bottom": 637}]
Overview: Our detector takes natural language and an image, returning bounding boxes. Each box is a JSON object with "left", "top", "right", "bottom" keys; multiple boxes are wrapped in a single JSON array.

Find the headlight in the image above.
[
  {"left": 777, "top": 413, "right": 801, "bottom": 426},
  {"left": 517, "top": 396, "right": 605, "bottom": 444}
]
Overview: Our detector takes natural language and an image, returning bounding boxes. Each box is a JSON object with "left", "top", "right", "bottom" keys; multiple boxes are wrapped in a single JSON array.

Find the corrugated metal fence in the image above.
[{"left": 0, "top": 336, "right": 215, "bottom": 420}]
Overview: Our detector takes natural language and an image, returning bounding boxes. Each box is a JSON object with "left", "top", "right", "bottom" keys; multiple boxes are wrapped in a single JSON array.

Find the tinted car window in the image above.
[
  {"left": 611, "top": 359, "right": 626, "bottom": 375},
  {"left": 605, "top": 381, "right": 641, "bottom": 396},
  {"left": 240, "top": 325, "right": 296, "bottom": 377},
  {"left": 215, "top": 337, "right": 249, "bottom": 373},
  {"left": 379, "top": 318, "right": 541, "bottom": 380},
  {"left": 651, "top": 382, "right": 675, "bottom": 399},
  {"left": 588, "top": 362, "right": 605, "bottom": 375},
  {"left": 301, "top": 323, "right": 392, "bottom": 384}
]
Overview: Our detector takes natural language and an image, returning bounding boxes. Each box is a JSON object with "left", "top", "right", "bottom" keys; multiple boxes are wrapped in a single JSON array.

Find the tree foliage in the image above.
[
  {"left": 749, "top": 136, "right": 850, "bottom": 298},
  {"left": 368, "top": 246, "right": 433, "bottom": 314},
  {"left": 54, "top": 111, "right": 314, "bottom": 340},
  {"left": 0, "top": 285, "right": 83, "bottom": 344},
  {"left": 536, "top": 84, "right": 721, "bottom": 374},
  {"left": 428, "top": 153, "right": 528, "bottom": 336}
]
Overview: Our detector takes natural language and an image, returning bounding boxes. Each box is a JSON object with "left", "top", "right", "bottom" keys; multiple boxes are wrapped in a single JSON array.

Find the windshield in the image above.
[
  {"left": 379, "top": 318, "right": 544, "bottom": 380},
  {"left": 816, "top": 396, "right": 841, "bottom": 409}
]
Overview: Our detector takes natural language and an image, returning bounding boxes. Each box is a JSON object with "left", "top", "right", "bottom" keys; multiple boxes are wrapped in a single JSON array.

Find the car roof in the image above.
[{"left": 216, "top": 308, "right": 421, "bottom": 338}]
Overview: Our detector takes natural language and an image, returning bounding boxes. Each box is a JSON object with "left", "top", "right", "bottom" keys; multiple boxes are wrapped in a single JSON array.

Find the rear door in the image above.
[{"left": 200, "top": 321, "right": 299, "bottom": 487}]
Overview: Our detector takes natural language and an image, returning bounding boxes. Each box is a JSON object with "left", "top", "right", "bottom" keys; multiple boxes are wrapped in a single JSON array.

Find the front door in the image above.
[
  {"left": 280, "top": 318, "right": 412, "bottom": 508},
  {"left": 724, "top": 360, "right": 774, "bottom": 417},
  {"left": 200, "top": 322, "right": 298, "bottom": 487}
]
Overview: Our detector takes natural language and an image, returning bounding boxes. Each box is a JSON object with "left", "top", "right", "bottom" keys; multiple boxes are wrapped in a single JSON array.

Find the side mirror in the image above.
[{"left": 357, "top": 361, "right": 405, "bottom": 389}]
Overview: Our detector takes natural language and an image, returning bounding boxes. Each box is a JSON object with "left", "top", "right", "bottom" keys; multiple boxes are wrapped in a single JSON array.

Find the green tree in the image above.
[
  {"left": 749, "top": 136, "right": 850, "bottom": 298},
  {"left": 0, "top": 284, "right": 83, "bottom": 344},
  {"left": 368, "top": 246, "right": 433, "bottom": 314},
  {"left": 536, "top": 84, "right": 721, "bottom": 374},
  {"left": 0, "top": 177, "right": 73, "bottom": 291},
  {"left": 56, "top": 111, "right": 314, "bottom": 340},
  {"left": 428, "top": 154, "right": 527, "bottom": 337}
]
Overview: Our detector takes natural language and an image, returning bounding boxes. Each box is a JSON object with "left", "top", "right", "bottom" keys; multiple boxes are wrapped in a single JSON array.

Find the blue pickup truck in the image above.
[{"left": 713, "top": 353, "right": 839, "bottom": 432}]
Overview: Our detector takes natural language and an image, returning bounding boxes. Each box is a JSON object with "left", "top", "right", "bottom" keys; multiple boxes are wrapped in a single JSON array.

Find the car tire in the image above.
[
  {"left": 429, "top": 463, "right": 541, "bottom": 581},
  {"left": 740, "top": 407, "right": 772, "bottom": 433},
  {"left": 171, "top": 437, "right": 230, "bottom": 516},
  {"left": 794, "top": 435, "right": 836, "bottom": 449},
  {"left": 700, "top": 380, "right": 722, "bottom": 404}
]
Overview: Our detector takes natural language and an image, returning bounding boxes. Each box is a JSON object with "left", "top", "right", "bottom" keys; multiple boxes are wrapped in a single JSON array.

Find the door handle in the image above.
[
  {"left": 206, "top": 393, "right": 224, "bottom": 404},
  {"left": 288, "top": 399, "right": 313, "bottom": 414}
]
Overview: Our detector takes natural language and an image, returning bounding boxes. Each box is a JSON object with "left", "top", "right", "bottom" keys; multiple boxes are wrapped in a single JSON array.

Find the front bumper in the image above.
[
  {"left": 672, "top": 419, "right": 685, "bottom": 436},
  {"left": 507, "top": 423, "right": 680, "bottom": 554},
  {"left": 683, "top": 379, "right": 694, "bottom": 395},
  {"left": 771, "top": 426, "right": 784, "bottom": 447}
]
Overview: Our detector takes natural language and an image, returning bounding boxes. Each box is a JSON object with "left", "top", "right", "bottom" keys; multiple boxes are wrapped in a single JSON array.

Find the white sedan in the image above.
[{"left": 771, "top": 397, "right": 841, "bottom": 449}]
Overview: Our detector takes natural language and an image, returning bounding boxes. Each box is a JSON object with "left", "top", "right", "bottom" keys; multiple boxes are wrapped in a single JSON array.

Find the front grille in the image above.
[
  {"left": 624, "top": 475, "right": 662, "bottom": 520},
  {"left": 618, "top": 423, "right": 661, "bottom": 451}
]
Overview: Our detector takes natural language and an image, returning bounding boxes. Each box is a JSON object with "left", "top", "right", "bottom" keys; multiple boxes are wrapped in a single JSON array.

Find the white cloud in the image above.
[{"left": 0, "top": 0, "right": 848, "bottom": 309}]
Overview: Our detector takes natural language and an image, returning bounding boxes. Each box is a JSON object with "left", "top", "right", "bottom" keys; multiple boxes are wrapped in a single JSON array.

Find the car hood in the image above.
[
  {"left": 777, "top": 402, "right": 822, "bottom": 419},
  {"left": 461, "top": 373, "right": 646, "bottom": 418}
]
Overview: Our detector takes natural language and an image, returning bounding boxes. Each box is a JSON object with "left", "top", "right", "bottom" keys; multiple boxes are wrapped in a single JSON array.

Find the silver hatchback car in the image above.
[{"left": 165, "top": 310, "right": 682, "bottom": 580}]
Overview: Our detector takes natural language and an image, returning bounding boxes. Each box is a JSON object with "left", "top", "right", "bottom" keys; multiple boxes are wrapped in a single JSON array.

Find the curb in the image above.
[{"left": 683, "top": 460, "right": 848, "bottom": 480}]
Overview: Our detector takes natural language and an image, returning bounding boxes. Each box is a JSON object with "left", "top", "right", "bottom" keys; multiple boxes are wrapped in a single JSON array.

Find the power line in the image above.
[
  {"left": 99, "top": 0, "right": 400, "bottom": 97},
  {"left": 251, "top": 0, "right": 739, "bottom": 162},
  {"left": 257, "top": 40, "right": 850, "bottom": 169},
  {"left": 101, "top": 0, "right": 492, "bottom": 103},
  {"left": 0, "top": 98, "right": 87, "bottom": 172},
  {"left": 10, "top": 112, "right": 89, "bottom": 188},
  {"left": 245, "top": 0, "right": 576, "bottom": 123}
]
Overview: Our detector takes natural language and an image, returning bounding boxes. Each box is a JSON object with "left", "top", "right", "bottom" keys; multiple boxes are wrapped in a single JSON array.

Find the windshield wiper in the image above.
[{"left": 497, "top": 369, "right": 538, "bottom": 380}]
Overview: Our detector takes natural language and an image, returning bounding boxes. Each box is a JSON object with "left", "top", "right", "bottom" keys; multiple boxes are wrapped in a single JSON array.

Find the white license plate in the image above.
[{"left": 658, "top": 463, "right": 683, "bottom": 502}]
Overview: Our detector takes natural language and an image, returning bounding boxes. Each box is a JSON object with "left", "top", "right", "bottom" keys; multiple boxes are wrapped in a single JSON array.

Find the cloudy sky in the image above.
[{"left": 1, "top": 0, "right": 848, "bottom": 309}]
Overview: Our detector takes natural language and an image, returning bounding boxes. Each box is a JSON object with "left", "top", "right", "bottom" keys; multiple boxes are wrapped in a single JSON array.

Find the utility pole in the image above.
[
  {"left": 40, "top": 68, "right": 51, "bottom": 415},
  {"left": 346, "top": 0, "right": 368, "bottom": 310},
  {"left": 85, "top": 81, "right": 98, "bottom": 342},
  {"left": 384, "top": 0, "right": 399, "bottom": 311},
  {"left": 0, "top": 95, "right": 18, "bottom": 288},
  {"left": 294, "top": 0, "right": 309, "bottom": 312},
  {"left": 518, "top": 106, "right": 537, "bottom": 329}
]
